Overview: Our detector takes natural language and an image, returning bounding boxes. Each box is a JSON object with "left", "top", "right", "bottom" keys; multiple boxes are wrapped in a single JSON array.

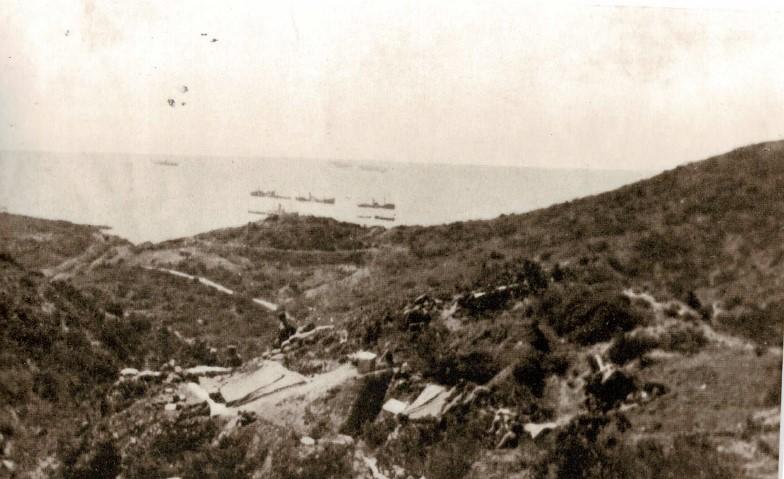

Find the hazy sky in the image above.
[{"left": 2, "top": 1, "right": 784, "bottom": 170}]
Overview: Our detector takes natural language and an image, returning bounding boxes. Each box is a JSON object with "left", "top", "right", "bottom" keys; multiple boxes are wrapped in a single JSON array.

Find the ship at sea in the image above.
[
  {"left": 248, "top": 203, "right": 296, "bottom": 217},
  {"left": 153, "top": 160, "right": 179, "bottom": 167},
  {"left": 358, "top": 164, "right": 387, "bottom": 173},
  {"left": 373, "top": 215, "right": 395, "bottom": 222},
  {"left": 357, "top": 199, "right": 395, "bottom": 210},
  {"left": 250, "top": 189, "right": 290, "bottom": 200},
  {"left": 295, "top": 193, "right": 335, "bottom": 205},
  {"left": 329, "top": 160, "right": 353, "bottom": 169}
]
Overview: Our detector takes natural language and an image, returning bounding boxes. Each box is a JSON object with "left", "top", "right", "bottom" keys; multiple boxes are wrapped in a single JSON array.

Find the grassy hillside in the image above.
[
  {"left": 380, "top": 140, "right": 784, "bottom": 300},
  {"left": 0, "top": 140, "right": 781, "bottom": 478},
  {"left": 0, "top": 213, "right": 120, "bottom": 270},
  {"left": 0, "top": 253, "right": 242, "bottom": 476}
]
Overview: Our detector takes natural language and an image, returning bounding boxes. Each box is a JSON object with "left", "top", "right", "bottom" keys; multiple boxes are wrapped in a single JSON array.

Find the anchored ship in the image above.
[
  {"left": 295, "top": 193, "right": 335, "bottom": 205},
  {"left": 250, "top": 189, "right": 290, "bottom": 200},
  {"left": 357, "top": 199, "right": 395, "bottom": 210}
]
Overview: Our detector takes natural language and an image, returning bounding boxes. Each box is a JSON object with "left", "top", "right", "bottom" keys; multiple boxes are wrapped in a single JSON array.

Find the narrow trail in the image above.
[{"left": 143, "top": 266, "right": 279, "bottom": 311}]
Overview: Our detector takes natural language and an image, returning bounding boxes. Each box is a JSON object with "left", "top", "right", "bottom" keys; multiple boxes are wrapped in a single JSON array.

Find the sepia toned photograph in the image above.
[{"left": 1, "top": 1, "right": 782, "bottom": 478}]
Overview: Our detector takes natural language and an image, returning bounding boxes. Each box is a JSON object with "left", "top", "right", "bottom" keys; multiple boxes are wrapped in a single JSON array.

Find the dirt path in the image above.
[{"left": 144, "top": 267, "right": 279, "bottom": 311}]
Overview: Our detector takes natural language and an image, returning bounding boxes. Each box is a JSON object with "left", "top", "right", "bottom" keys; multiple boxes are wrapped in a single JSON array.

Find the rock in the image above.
[
  {"left": 300, "top": 436, "right": 316, "bottom": 446},
  {"left": 350, "top": 351, "right": 378, "bottom": 374},
  {"left": 586, "top": 370, "right": 637, "bottom": 412},
  {"left": 332, "top": 434, "right": 354, "bottom": 446},
  {"left": 164, "top": 403, "right": 177, "bottom": 412},
  {"left": 238, "top": 411, "right": 257, "bottom": 426},
  {"left": 404, "top": 308, "right": 431, "bottom": 327},
  {"left": 2, "top": 460, "right": 15, "bottom": 472}
]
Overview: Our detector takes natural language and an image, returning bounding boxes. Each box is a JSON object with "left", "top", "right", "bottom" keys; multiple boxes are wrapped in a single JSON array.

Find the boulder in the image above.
[
  {"left": 350, "top": 351, "right": 378, "bottom": 374},
  {"left": 300, "top": 436, "right": 316, "bottom": 446},
  {"left": 404, "top": 308, "right": 431, "bottom": 327}
]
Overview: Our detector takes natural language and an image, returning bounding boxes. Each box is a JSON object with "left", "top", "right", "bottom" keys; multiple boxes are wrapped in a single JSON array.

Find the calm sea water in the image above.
[{"left": 0, "top": 151, "right": 654, "bottom": 244}]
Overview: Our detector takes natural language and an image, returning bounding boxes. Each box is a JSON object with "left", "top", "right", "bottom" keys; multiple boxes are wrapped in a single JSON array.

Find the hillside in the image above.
[
  {"left": 0, "top": 213, "right": 122, "bottom": 272},
  {"left": 0, "top": 140, "right": 781, "bottom": 478}
]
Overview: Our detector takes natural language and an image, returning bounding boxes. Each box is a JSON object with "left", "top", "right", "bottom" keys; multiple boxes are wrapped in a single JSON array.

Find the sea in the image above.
[{"left": 0, "top": 151, "right": 654, "bottom": 244}]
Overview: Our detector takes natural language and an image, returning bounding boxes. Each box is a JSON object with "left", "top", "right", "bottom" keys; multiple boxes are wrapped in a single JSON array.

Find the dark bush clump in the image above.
[
  {"left": 608, "top": 333, "right": 658, "bottom": 365},
  {"left": 546, "top": 288, "right": 644, "bottom": 345},
  {"left": 341, "top": 371, "right": 393, "bottom": 435},
  {"left": 513, "top": 351, "right": 546, "bottom": 397},
  {"left": 431, "top": 350, "right": 501, "bottom": 386}
]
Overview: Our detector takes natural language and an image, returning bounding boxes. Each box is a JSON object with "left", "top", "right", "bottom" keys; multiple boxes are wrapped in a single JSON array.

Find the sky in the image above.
[{"left": 2, "top": 1, "right": 784, "bottom": 170}]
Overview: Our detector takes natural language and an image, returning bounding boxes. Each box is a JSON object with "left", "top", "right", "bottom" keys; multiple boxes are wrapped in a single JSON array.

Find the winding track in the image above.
[{"left": 143, "top": 266, "right": 279, "bottom": 311}]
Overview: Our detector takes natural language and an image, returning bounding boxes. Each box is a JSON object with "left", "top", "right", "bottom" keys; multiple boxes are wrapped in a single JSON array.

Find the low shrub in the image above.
[
  {"left": 183, "top": 433, "right": 264, "bottom": 479},
  {"left": 533, "top": 416, "right": 740, "bottom": 479},
  {"left": 152, "top": 418, "right": 219, "bottom": 460},
  {"left": 66, "top": 440, "right": 122, "bottom": 479},
  {"left": 270, "top": 441, "right": 353, "bottom": 479},
  {"left": 717, "top": 302, "right": 784, "bottom": 347},
  {"left": 659, "top": 325, "right": 707, "bottom": 355},
  {"left": 362, "top": 415, "right": 397, "bottom": 449}
]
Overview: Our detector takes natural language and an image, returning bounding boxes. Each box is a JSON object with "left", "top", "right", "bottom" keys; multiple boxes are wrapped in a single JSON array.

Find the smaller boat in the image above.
[
  {"left": 250, "top": 189, "right": 290, "bottom": 200},
  {"left": 357, "top": 215, "right": 372, "bottom": 219},
  {"left": 153, "top": 160, "right": 178, "bottom": 166},
  {"left": 249, "top": 204, "right": 296, "bottom": 216},
  {"left": 374, "top": 215, "right": 395, "bottom": 222},
  {"left": 329, "top": 160, "right": 353, "bottom": 169},
  {"left": 358, "top": 199, "right": 395, "bottom": 210},
  {"left": 359, "top": 164, "right": 387, "bottom": 173},
  {"left": 296, "top": 193, "right": 335, "bottom": 205}
]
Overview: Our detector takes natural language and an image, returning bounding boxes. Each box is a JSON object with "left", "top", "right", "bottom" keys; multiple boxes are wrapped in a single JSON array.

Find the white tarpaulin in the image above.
[
  {"left": 404, "top": 384, "right": 454, "bottom": 419},
  {"left": 219, "top": 360, "right": 307, "bottom": 405}
]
